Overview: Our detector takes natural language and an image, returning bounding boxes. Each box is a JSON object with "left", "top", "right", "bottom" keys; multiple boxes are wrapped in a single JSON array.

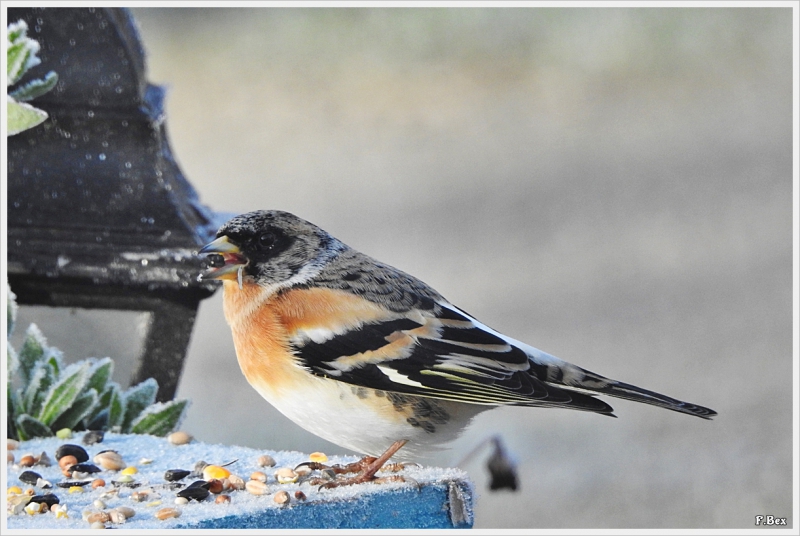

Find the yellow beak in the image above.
[{"left": 199, "top": 235, "right": 248, "bottom": 281}]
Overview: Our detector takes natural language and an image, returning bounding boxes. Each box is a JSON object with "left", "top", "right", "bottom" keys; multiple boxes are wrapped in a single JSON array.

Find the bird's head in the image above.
[{"left": 199, "top": 210, "right": 343, "bottom": 289}]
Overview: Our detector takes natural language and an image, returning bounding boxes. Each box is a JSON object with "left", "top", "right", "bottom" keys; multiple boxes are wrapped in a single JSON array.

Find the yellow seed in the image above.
[
  {"left": 7, "top": 486, "right": 22, "bottom": 495},
  {"left": 203, "top": 465, "right": 231, "bottom": 481},
  {"left": 54, "top": 504, "right": 69, "bottom": 519},
  {"left": 69, "top": 486, "right": 85, "bottom": 493},
  {"left": 55, "top": 428, "right": 73, "bottom": 439},
  {"left": 120, "top": 466, "right": 138, "bottom": 475},
  {"left": 145, "top": 500, "right": 162, "bottom": 508},
  {"left": 309, "top": 452, "right": 328, "bottom": 463}
]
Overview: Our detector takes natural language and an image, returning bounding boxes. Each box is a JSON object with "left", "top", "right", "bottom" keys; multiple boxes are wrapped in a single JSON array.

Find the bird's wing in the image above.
[
  {"left": 289, "top": 296, "right": 618, "bottom": 415},
  {"left": 290, "top": 295, "right": 716, "bottom": 420}
]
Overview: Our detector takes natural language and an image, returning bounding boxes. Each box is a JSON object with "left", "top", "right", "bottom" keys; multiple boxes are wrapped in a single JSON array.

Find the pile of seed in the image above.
[{"left": 6, "top": 431, "right": 431, "bottom": 530}]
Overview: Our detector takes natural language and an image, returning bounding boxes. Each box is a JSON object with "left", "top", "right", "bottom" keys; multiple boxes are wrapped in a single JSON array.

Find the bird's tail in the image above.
[{"left": 527, "top": 349, "right": 717, "bottom": 419}]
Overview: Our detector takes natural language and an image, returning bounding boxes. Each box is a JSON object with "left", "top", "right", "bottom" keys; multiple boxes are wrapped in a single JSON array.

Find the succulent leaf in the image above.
[
  {"left": 18, "top": 324, "right": 47, "bottom": 385},
  {"left": 9, "top": 71, "right": 58, "bottom": 102},
  {"left": 50, "top": 388, "right": 98, "bottom": 432},
  {"left": 86, "top": 357, "right": 114, "bottom": 395},
  {"left": 36, "top": 361, "right": 90, "bottom": 426},
  {"left": 7, "top": 96, "right": 49, "bottom": 136},
  {"left": 121, "top": 378, "right": 158, "bottom": 432},
  {"left": 130, "top": 399, "right": 190, "bottom": 437},
  {"left": 7, "top": 283, "right": 18, "bottom": 338},
  {"left": 16, "top": 414, "right": 52, "bottom": 441}
]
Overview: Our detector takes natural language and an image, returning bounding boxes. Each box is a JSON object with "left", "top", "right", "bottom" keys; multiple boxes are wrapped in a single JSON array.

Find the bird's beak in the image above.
[{"left": 199, "top": 235, "right": 248, "bottom": 282}]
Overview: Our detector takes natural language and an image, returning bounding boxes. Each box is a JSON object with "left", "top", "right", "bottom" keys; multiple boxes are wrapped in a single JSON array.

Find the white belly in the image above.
[{"left": 248, "top": 372, "right": 487, "bottom": 461}]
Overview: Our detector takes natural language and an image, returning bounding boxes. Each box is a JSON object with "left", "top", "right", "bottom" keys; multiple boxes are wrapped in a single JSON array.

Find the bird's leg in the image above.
[{"left": 308, "top": 439, "right": 409, "bottom": 489}]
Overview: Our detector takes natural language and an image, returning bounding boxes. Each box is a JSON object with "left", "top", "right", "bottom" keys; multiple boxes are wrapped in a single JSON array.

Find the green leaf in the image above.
[
  {"left": 86, "top": 357, "right": 114, "bottom": 396},
  {"left": 18, "top": 324, "right": 47, "bottom": 385},
  {"left": 9, "top": 71, "right": 58, "bottom": 102},
  {"left": 50, "top": 388, "right": 98, "bottom": 432},
  {"left": 7, "top": 96, "right": 48, "bottom": 136},
  {"left": 21, "top": 361, "right": 55, "bottom": 416},
  {"left": 8, "top": 20, "right": 28, "bottom": 45},
  {"left": 129, "top": 399, "right": 190, "bottom": 437},
  {"left": 6, "top": 20, "right": 41, "bottom": 86},
  {"left": 45, "top": 348, "right": 64, "bottom": 378},
  {"left": 16, "top": 414, "right": 52, "bottom": 441},
  {"left": 7, "top": 284, "right": 18, "bottom": 338},
  {"left": 7, "top": 342, "right": 19, "bottom": 378},
  {"left": 6, "top": 41, "right": 32, "bottom": 86},
  {"left": 36, "top": 361, "right": 90, "bottom": 426},
  {"left": 7, "top": 388, "right": 19, "bottom": 440},
  {"left": 121, "top": 378, "right": 158, "bottom": 432},
  {"left": 105, "top": 382, "right": 125, "bottom": 430}
]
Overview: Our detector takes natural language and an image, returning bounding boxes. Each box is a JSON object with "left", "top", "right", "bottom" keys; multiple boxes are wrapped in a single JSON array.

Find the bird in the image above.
[{"left": 199, "top": 209, "right": 716, "bottom": 482}]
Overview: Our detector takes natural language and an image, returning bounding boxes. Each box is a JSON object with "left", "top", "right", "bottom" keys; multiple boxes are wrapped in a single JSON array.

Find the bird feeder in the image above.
[{"left": 6, "top": 7, "right": 220, "bottom": 402}]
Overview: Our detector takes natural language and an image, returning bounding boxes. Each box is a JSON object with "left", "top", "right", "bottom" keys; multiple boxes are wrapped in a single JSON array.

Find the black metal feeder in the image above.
[{"left": 7, "top": 7, "right": 221, "bottom": 402}]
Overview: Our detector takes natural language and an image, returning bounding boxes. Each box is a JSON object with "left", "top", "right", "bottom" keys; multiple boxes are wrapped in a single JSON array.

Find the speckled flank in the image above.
[{"left": 385, "top": 392, "right": 451, "bottom": 434}]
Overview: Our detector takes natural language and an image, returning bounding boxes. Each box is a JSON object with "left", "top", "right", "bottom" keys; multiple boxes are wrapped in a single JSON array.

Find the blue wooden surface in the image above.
[{"left": 5, "top": 432, "right": 474, "bottom": 530}]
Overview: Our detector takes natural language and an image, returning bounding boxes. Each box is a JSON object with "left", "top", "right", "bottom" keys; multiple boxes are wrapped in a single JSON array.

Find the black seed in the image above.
[
  {"left": 177, "top": 484, "right": 210, "bottom": 501},
  {"left": 186, "top": 479, "right": 212, "bottom": 490},
  {"left": 57, "top": 480, "right": 92, "bottom": 488},
  {"left": 55, "top": 444, "right": 89, "bottom": 463},
  {"left": 164, "top": 469, "right": 191, "bottom": 482},
  {"left": 19, "top": 470, "right": 42, "bottom": 485},
  {"left": 29, "top": 494, "right": 60, "bottom": 507},
  {"left": 69, "top": 463, "right": 101, "bottom": 474},
  {"left": 82, "top": 430, "right": 105, "bottom": 445}
]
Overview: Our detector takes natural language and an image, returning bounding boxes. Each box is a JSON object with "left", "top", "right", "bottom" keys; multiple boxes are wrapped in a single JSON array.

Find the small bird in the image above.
[{"left": 199, "top": 210, "right": 716, "bottom": 473}]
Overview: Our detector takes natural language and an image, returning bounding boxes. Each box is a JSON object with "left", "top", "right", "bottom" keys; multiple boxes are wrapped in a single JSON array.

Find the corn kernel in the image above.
[
  {"left": 7, "top": 486, "right": 23, "bottom": 495},
  {"left": 120, "top": 466, "right": 138, "bottom": 475},
  {"left": 309, "top": 452, "right": 328, "bottom": 463},
  {"left": 203, "top": 465, "right": 231, "bottom": 481},
  {"left": 69, "top": 486, "right": 85, "bottom": 493}
]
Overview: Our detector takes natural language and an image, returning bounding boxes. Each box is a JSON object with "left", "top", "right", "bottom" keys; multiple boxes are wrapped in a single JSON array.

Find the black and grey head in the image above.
[{"left": 200, "top": 210, "right": 346, "bottom": 287}]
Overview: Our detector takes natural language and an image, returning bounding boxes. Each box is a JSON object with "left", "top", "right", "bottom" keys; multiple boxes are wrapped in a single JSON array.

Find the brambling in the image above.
[{"left": 199, "top": 210, "right": 716, "bottom": 471}]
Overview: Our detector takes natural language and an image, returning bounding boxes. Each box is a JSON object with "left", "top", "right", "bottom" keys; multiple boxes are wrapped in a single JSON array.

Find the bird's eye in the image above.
[{"left": 257, "top": 233, "right": 277, "bottom": 250}]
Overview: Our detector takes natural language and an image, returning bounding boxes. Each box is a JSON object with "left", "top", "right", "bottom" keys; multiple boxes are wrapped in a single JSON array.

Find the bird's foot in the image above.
[{"left": 301, "top": 439, "right": 410, "bottom": 489}]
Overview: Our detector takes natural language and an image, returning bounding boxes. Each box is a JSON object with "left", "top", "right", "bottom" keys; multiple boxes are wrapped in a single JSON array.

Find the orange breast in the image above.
[{"left": 222, "top": 282, "right": 395, "bottom": 397}]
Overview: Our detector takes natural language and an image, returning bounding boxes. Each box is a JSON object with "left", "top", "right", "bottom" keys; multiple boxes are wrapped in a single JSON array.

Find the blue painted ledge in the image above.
[{"left": 5, "top": 432, "right": 474, "bottom": 529}]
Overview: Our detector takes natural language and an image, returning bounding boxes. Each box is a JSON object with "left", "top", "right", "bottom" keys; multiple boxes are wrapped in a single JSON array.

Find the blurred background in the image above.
[{"left": 10, "top": 7, "right": 794, "bottom": 529}]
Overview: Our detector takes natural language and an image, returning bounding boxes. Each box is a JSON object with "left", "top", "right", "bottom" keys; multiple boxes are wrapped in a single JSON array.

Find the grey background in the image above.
[{"left": 11, "top": 7, "right": 794, "bottom": 529}]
